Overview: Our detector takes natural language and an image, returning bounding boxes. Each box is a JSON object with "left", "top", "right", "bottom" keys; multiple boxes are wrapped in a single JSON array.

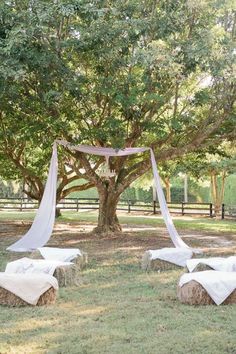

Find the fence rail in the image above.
[{"left": 0, "top": 197, "right": 234, "bottom": 219}]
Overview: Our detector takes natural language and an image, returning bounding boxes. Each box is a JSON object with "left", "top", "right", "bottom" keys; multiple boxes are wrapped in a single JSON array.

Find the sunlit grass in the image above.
[
  {"left": 0, "top": 252, "right": 236, "bottom": 354},
  {"left": 0, "top": 210, "right": 236, "bottom": 233}
]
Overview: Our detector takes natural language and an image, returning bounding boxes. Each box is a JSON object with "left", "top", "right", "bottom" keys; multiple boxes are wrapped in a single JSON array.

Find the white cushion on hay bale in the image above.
[
  {"left": 0, "top": 273, "right": 58, "bottom": 306},
  {"left": 186, "top": 256, "right": 236, "bottom": 273},
  {"left": 33, "top": 247, "right": 88, "bottom": 270},
  {"left": 5, "top": 257, "right": 80, "bottom": 287},
  {"left": 178, "top": 270, "right": 236, "bottom": 305},
  {"left": 141, "top": 247, "right": 193, "bottom": 271}
]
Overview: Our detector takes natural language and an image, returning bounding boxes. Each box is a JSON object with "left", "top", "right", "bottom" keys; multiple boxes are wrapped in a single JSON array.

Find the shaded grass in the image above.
[{"left": 0, "top": 220, "right": 236, "bottom": 353}]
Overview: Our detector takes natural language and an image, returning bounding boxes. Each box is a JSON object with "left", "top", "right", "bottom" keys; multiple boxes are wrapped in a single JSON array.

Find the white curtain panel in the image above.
[
  {"left": 7, "top": 140, "right": 193, "bottom": 252},
  {"left": 7, "top": 143, "right": 58, "bottom": 252}
]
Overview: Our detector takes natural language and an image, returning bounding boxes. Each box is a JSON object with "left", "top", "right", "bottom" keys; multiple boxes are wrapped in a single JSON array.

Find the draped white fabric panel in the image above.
[
  {"left": 56, "top": 140, "right": 149, "bottom": 156},
  {"left": 186, "top": 256, "right": 236, "bottom": 273},
  {"left": 7, "top": 140, "right": 193, "bottom": 252},
  {"left": 149, "top": 150, "right": 191, "bottom": 249},
  {"left": 7, "top": 143, "right": 58, "bottom": 252},
  {"left": 179, "top": 270, "right": 236, "bottom": 305},
  {"left": 5, "top": 257, "right": 72, "bottom": 275},
  {"left": 38, "top": 247, "right": 82, "bottom": 262},
  {"left": 148, "top": 248, "right": 193, "bottom": 267}
]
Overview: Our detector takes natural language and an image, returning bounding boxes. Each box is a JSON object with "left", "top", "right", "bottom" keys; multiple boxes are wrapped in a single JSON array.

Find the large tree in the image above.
[
  {"left": 0, "top": 0, "right": 235, "bottom": 232},
  {"left": 0, "top": 0, "right": 94, "bottom": 206}
]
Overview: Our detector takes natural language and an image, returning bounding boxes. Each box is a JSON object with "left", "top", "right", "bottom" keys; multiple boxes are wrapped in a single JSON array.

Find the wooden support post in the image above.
[
  {"left": 20, "top": 197, "right": 23, "bottom": 212},
  {"left": 153, "top": 201, "right": 157, "bottom": 214},
  {"left": 76, "top": 198, "right": 79, "bottom": 212},
  {"left": 128, "top": 199, "right": 131, "bottom": 213},
  {"left": 221, "top": 203, "right": 225, "bottom": 220},
  {"left": 210, "top": 203, "right": 213, "bottom": 218}
]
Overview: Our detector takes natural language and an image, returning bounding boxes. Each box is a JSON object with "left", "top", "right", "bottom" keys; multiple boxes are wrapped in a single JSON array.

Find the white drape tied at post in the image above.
[{"left": 7, "top": 140, "right": 197, "bottom": 252}]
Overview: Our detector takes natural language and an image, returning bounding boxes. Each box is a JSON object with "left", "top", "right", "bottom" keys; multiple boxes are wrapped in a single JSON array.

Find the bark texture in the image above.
[
  {"left": 94, "top": 188, "right": 122, "bottom": 234},
  {"left": 210, "top": 170, "right": 226, "bottom": 218}
]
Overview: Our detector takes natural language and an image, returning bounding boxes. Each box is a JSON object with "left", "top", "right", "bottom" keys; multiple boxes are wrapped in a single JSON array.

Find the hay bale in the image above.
[
  {"left": 0, "top": 286, "right": 56, "bottom": 307},
  {"left": 184, "top": 263, "right": 213, "bottom": 273},
  {"left": 21, "top": 256, "right": 82, "bottom": 287},
  {"left": 75, "top": 251, "right": 88, "bottom": 270},
  {"left": 141, "top": 251, "right": 181, "bottom": 271},
  {"left": 30, "top": 250, "right": 88, "bottom": 270},
  {"left": 30, "top": 250, "right": 45, "bottom": 259},
  {"left": 177, "top": 280, "right": 236, "bottom": 305},
  {"left": 187, "top": 263, "right": 213, "bottom": 273},
  {"left": 54, "top": 264, "right": 82, "bottom": 287}
]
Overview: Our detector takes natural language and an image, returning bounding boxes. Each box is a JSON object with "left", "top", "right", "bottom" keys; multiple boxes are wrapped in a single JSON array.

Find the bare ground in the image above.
[{"left": 0, "top": 220, "right": 236, "bottom": 269}]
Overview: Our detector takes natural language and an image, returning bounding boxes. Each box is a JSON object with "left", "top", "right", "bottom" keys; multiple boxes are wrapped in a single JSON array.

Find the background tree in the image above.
[{"left": 176, "top": 143, "right": 236, "bottom": 217}]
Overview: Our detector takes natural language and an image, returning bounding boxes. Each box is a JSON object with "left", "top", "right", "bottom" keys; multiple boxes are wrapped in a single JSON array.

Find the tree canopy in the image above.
[{"left": 0, "top": 0, "right": 235, "bottom": 231}]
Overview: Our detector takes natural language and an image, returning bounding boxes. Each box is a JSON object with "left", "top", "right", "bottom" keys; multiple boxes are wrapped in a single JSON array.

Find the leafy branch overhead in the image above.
[{"left": 0, "top": 0, "right": 235, "bottom": 229}]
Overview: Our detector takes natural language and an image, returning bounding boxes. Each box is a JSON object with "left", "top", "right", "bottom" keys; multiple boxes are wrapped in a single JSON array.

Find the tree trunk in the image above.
[
  {"left": 164, "top": 177, "right": 171, "bottom": 203},
  {"left": 210, "top": 171, "right": 226, "bottom": 218},
  {"left": 93, "top": 189, "right": 122, "bottom": 234}
]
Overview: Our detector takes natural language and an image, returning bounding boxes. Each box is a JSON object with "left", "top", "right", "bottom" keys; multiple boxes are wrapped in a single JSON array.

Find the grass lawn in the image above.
[
  {"left": 1, "top": 209, "right": 236, "bottom": 233},
  {"left": 0, "top": 211, "right": 236, "bottom": 353}
]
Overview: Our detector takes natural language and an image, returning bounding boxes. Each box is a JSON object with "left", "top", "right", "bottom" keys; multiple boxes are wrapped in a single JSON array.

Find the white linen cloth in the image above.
[
  {"left": 38, "top": 247, "right": 82, "bottom": 262},
  {"left": 179, "top": 270, "right": 236, "bottom": 305},
  {"left": 5, "top": 257, "right": 72, "bottom": 275},
  {"left": 7, "top": 143, "right": 58, "bottom": 252},
  {"left": 148, "top": 247, "right": 193, "bottom": 267},
  {"left": 7, "top": 140, "right": 197, "bottom": 252},
  {"left": 0, "top": 272, "right": 58, "bottom": 305},
  {"left": 186, "top": 256, "right": 236, "bottom": 273}
]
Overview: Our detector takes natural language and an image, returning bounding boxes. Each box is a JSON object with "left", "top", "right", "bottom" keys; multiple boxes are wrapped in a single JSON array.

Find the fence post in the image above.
[
  {"left": 210, "top": 203, "right": 213, "bottom": 218},
  {"left": 128, "top": 199, "right": 131, "bottom": 213},
  {"left": 153, "top": 200, "right": 157, "bottom": 214},
  {"left": 20, "top": 197, "right": 23, "bottom": 211},
  {"left": 181, "top": 202, "right": 184, "bottom": 216},
  {"left": 221, "top": 203, "right": 225, "bottom": 220},
  {"left": 76, "top": 198, "right": 79, "bottom": 212}
]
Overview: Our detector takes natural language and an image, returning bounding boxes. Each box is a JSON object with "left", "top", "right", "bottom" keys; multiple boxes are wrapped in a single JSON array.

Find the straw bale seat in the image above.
[
  {"left": 53, "top": 263, "right": 81, "bottom": 287},
  {"left": 30, "top": 250, "right": 88, "bottom": 270},
  {"left": 141, "top": 251, "right": 182, "bottom": 271},
  {"left": 177, "top": 280, "right": 236, "bottom": 305},
  {"left": 0, "top": 286, "right": 56, "bottom": 307},
  {"left": 184, "top": 263, "right": 213, "bottom": 273},
  {"left": 17, "top": 257, "right": 82, "bottom": 287}
]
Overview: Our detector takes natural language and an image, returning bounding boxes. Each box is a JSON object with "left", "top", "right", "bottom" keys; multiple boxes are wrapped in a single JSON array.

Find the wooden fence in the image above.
[{"left": 0, "top": 197, "right": 234, "bottom": 219}]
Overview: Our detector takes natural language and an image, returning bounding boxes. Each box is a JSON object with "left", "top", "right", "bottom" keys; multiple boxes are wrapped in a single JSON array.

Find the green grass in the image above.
[
  {"left": 1, "top": 210, "right": 236, "bottom": 234},
  {"left": 0, "top": 246, "right": 236, "bottom": 353},
  {"left": 0, "top": 214, "right": 236, "bottom": 353}
]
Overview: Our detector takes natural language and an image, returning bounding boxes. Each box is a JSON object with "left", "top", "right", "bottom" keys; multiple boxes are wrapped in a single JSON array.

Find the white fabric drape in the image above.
[
  {"left": 150, "top": 150, "right": 191, "bottom": 249},
  {"left": 38, "top": 247, "right": 82, "bottom": 262},
  {"left": 0, "top": 272, "right": 58, "bottom": 305},
  {"left": 7, "top": 143, "right": 58, "bottom": 252},
  {"left": 179, "top": 270, "right": 236, "bottom": 305},
  {"left": 7, "top": 140, "right": 194, "bottom": 252},
  {"left": 147, "top": 248, "right": 193, "bottom": 267},
  {"left": 5, "top": 257, "right": 72, "bottom": 275},
  {"left": 186, "top": 256, "right": 236, "bottom": 273}
]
